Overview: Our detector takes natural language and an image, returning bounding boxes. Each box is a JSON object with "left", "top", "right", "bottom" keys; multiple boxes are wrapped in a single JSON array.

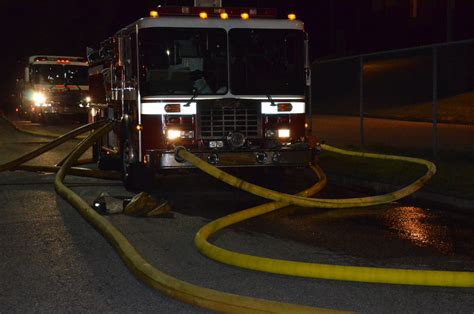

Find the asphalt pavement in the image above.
[{"left": 1, "top": 117, "right": 473, "bottom": 313}]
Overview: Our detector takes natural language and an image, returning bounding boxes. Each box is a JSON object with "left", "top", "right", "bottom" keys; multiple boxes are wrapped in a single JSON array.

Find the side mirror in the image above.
[{"left": 24, "top": 67, "right": 29, "bottom": 82}]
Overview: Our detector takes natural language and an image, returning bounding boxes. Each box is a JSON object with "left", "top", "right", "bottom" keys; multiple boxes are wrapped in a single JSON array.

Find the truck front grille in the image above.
[
  {"left": 198, "top": 104, "right": 260, "bottom": 139},
  {"left": 50, "top": 91, "right": 83, "bottom": 105}
]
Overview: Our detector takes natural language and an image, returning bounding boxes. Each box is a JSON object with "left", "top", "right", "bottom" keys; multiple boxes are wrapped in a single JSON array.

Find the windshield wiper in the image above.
[
  {"left": 183, "top": 88, "right": 199, "bottom": 107},
  {"left": 267, "top": 94, "right": 276, "bottom": 106}
]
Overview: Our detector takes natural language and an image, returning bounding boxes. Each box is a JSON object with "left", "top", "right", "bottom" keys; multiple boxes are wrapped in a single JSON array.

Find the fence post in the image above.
[
  {"left": 432, "top": 47, "right": 439, "bottom": 159},
  {"left": 359, "top": 55, "right": 365, "bottom": 149}
]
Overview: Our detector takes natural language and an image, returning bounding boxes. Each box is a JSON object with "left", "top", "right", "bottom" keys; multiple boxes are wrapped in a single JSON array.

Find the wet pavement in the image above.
[{"left": 152, "top": 167, "right": 474, "bottom": 272}]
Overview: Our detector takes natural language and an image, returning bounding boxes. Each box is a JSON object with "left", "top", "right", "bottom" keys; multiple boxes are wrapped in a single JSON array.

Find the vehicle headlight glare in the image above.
[
  {"left": 167, "top": 129, "right": 181, "bottom": 140},
  {"left": 33, "top": 92, "right": 46, "bottom": 104},
  {"left": 278, "top": 129, "right": 290, "bottom": 138},
  {"left": 85, "top": 96, "right": 92, "bottom": 103}
]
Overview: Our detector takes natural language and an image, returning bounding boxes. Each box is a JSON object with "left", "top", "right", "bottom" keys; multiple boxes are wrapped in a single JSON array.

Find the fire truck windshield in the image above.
[
  {"left": 139, "top": 28, "right": 228, "bottom": 96},
  {"left": 229, "top": 29, "right": 305, "bottom": 95},
  {"left": 30, "top": 64, "right": 88, "bottom": 86}
]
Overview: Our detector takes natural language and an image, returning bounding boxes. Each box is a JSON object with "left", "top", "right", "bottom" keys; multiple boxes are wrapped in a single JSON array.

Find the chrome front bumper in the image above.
[
  {"left": 145, "top": 147, "right": 313, "bottom": 170},
  {"left": 42, "top": 104, "right": 87, "bottom": 115}
]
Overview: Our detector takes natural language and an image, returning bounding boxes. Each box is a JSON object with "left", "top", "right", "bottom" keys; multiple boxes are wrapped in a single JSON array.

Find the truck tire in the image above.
[{"left": 120, "top": 126, "right": 154, "bottom": 191}]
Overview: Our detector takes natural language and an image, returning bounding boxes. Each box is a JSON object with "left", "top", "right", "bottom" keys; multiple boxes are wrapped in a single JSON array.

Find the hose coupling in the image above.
[{"left": 173, "top": 146, "right": 186, "bottom": 163}]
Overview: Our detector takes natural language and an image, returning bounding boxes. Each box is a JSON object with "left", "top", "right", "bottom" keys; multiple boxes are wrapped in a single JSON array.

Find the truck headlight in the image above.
[
  {"left": 85, "top": 96, "right": 91, "bottom": 103},
  {"left": 167, "top": 129, "right": 181, "bottom": 140},
  {"left": 33, "top": 92, "right": 46, "bottom": 105},
  {"left": 278, "top": 129, "right": 290, "bottom": 138},
  {"left": 167, "top": 129, "right": 194, "bottom": 140}
]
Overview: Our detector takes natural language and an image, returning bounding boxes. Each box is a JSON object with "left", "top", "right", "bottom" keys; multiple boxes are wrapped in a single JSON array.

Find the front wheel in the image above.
[{"left": 120, "top": 127, "right": 154, "bottom": 191}]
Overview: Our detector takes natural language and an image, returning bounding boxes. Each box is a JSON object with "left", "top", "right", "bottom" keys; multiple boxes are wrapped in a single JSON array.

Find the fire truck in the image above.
[
  {"left": 88, "top": 2, "right": 315, "bottom": 189},
  {"left": 19, "top": 55, "right": 90, "bottom": 123}
]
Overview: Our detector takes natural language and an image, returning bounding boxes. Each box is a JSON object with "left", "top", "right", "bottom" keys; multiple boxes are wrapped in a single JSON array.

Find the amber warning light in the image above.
[{"left": 154, "top": 6, "right": 277, "bottom": 18}]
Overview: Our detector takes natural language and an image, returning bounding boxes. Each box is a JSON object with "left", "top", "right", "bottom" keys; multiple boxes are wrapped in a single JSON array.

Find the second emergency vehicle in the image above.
[{"left": 20, "top": 55, "right": 90, "bottom": 123}]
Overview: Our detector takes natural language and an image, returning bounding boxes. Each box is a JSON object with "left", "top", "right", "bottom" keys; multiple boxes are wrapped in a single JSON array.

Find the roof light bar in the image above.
[{"left": 154, "top": 6, "right": 277, "bottom": 18}]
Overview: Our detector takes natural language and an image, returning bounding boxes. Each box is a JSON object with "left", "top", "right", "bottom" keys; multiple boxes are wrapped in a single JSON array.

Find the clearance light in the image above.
[
  {"left": 288, "top": 13, "right": 296, "bottom": 21},
  {"left": 164, "top": 104, "right": 181, "bottom": 113},
  {"left": 150, "top": 10, "right": 159, "bottom": 18},
  {"left": 167, "top": 129, "right": 181, "bottom": 140},
  {"left": 199, "top": 11, "right": 208, "bottom": 19},
  {"left": 278, "top": 129, "right": 290, "bottom": 138},
  {"left": 220, "top": 12, "right": 229, "bottom": 20},
  {"left": 305, "top": 123, "right": 309, "bottom": 129},
  {"left": 277, "top": 103, "right": 293, "bottom": 112},
  {"left": 241, "top": 12, "right": 250, "bottom": 20},
  {"left": 136, "top": 124, "right": 143, "bottom": 131}
]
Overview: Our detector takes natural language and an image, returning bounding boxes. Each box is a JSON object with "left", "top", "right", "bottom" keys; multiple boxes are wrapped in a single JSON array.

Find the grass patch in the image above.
[{"left": 319, "top": 149, "right": 474, "bottom": 200}]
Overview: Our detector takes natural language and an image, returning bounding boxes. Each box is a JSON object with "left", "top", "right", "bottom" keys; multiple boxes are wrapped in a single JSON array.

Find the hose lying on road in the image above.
[
  {"left": 178, "top": 147, "right": 474, "bottom": 288},
  {"left": 3, "top": 117, "right": 472, "bottom": 312},
  {"left": 15, "top": 164, "right": 121, "bottom": 180},
  {"left": 0, "top": 120, "right": 341, "bottom": 312},
  {"left": 0, "top": 119, "right": 107, "bottom": 173},
  {"left": 176, "top": 146, "right": 436, "bottom": 208},
  {"left": 52, "top": 122, "right": 340, "bottom": 313}
]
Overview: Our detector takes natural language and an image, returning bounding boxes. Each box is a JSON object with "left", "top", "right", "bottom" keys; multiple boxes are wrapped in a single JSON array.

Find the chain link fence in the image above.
[{"left": 311, "top": 39, "right": 474, "bottom": 159}]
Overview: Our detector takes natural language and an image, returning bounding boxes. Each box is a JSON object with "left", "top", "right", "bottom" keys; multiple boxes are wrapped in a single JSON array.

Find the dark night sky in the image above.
[{"left": 0, "top": 0, "right": 472, "bottom": 102}]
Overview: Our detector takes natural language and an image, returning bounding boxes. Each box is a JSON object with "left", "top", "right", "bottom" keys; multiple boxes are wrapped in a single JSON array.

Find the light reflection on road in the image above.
[{"left": 382, "top": 206, "right": 453, "bottom": 254}]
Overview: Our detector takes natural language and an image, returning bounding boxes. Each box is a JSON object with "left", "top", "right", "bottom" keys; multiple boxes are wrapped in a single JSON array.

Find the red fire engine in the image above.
[{"left": 88, "top": 2, "right": 314, "bottom": 189}]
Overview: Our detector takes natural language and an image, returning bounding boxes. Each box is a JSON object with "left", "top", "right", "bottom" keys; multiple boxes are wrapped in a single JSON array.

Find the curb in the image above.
[{"left": 328, "top": 174, "right": 474, "bottom": 212}]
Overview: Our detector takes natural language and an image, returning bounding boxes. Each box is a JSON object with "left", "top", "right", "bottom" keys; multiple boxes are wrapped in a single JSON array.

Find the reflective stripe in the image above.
[
  {"left": 141, "top": 102, "right": 197, "bottom": 115},
  {"left": 261, "top": 101, "right": 305, "bottom": 114}
]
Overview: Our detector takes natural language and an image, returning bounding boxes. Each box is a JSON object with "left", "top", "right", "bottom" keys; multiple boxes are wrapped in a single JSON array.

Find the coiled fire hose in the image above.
[
  {"left": 1, "top": 121, "right": 339, "bottom": 313},
  {"left": 55, "top": 122, "right": 344, "bottom": 313},
  {"left": 2, "top": 118, "right": 472, "bottom": 313},
  {"left": 175, "top": 147, "right": 474, "bottom": 288},
  {"left": 176, "top": 146, "right": 436, "bottom": 208}
]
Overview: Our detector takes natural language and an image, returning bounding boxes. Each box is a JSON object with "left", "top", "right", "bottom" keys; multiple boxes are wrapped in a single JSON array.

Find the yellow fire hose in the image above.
[
  {"left": 0, "top": 121, "right": 341, "bottom": 312},
  {"left": 176, "top": 147, "right": 474, "bottom": 288},
  {"left": 0, "top": 119, "right": 106, "bottom": 173},
  {"left": 51, "top": 122, "right": 341, "bottom": 313},
  {"left": 2, "top": 118, "right": 473, "bottom": 313},
  {"left": 176, "top": 146, "right": 436, "bottom": 208}
]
